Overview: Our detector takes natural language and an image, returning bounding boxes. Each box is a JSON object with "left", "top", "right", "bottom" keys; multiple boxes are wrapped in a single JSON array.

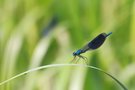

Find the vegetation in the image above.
[{"left": 0, "top": 0, "right": 135, "bottom": 90}]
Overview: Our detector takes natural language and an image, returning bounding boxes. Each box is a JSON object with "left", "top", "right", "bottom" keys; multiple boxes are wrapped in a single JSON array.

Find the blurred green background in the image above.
[{"left": 0, "top": 0, "right": 135, "bottom": 90}]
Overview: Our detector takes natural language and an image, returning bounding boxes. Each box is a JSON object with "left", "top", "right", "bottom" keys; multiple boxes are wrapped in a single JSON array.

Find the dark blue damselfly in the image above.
[{"left": 72, "top": 32, "right": 112, "bottom": 64}]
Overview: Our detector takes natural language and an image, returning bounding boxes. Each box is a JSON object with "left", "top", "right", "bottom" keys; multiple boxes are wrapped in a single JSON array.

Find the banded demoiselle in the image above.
[{"left": 72, "top": 32, "right": 112, "bottom": 64}]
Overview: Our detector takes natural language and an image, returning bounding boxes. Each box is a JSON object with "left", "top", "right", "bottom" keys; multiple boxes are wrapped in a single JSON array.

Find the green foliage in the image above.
[{"left": 0, "top": 0, "right": 135, "bottom": 90}]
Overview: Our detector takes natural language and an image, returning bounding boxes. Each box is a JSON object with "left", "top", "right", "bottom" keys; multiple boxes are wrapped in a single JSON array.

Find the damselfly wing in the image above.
[{"left": 81, "top": 33, "right": 110, "bottom": 53}]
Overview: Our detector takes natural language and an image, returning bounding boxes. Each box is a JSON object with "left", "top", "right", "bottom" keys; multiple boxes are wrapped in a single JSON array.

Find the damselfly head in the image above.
[
  {"left": 73, "top": 52, "right": 77, "bottom": 56},
  {"left": 73, "top": 49, "right": 82, "bottom": 56}
]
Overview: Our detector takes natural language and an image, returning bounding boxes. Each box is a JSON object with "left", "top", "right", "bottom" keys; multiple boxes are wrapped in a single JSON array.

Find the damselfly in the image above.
[{"left": 72, "top": 32, "right": 112, "bottom": 64}]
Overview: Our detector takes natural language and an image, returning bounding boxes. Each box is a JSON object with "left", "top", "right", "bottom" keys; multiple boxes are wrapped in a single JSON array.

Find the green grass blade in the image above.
[{"left": 0, "top": 64, "right": 128, "bottom": 90}]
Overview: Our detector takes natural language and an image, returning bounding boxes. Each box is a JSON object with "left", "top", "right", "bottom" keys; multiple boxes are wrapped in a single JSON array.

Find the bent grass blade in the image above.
[{"left": 0, "top": 64, "right": 128, "bottom": 90}]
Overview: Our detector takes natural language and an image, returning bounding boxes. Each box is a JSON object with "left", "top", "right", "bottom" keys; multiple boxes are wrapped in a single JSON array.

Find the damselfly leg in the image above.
[
  {"left": 75, "top": 57, "right": 80, "bottom": 64},
  {"left": 71, "top": 55, "right": 88, "bottom": 64},
  {"left": 71, "top": 56, "right": 81, "bottom": 64},
  {"left": 70, "top": 56, "right": 77, "bottom": 63},
  {"left": 78, "top": 55, "right": 89, "bottom": 65}
]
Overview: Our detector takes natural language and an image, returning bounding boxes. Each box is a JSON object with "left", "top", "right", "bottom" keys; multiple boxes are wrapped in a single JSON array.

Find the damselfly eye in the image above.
[{"left": 73, "top": 52, "right": 76, "bottom": 56}]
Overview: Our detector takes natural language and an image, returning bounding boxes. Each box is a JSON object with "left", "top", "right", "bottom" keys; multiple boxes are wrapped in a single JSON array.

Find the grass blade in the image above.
[{"left": 0, "top": 64, "right": 128, "bottom": 90}]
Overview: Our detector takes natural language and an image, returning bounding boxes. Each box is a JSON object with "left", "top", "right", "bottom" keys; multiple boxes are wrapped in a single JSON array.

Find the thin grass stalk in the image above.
[{"left": 0, "top": 64, "right": 128, "bottom": 90}]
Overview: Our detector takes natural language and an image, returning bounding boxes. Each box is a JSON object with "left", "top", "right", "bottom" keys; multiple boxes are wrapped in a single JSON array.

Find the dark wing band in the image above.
[{"left": 88, "top": 33, "right": 106, "bottom": 49}]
